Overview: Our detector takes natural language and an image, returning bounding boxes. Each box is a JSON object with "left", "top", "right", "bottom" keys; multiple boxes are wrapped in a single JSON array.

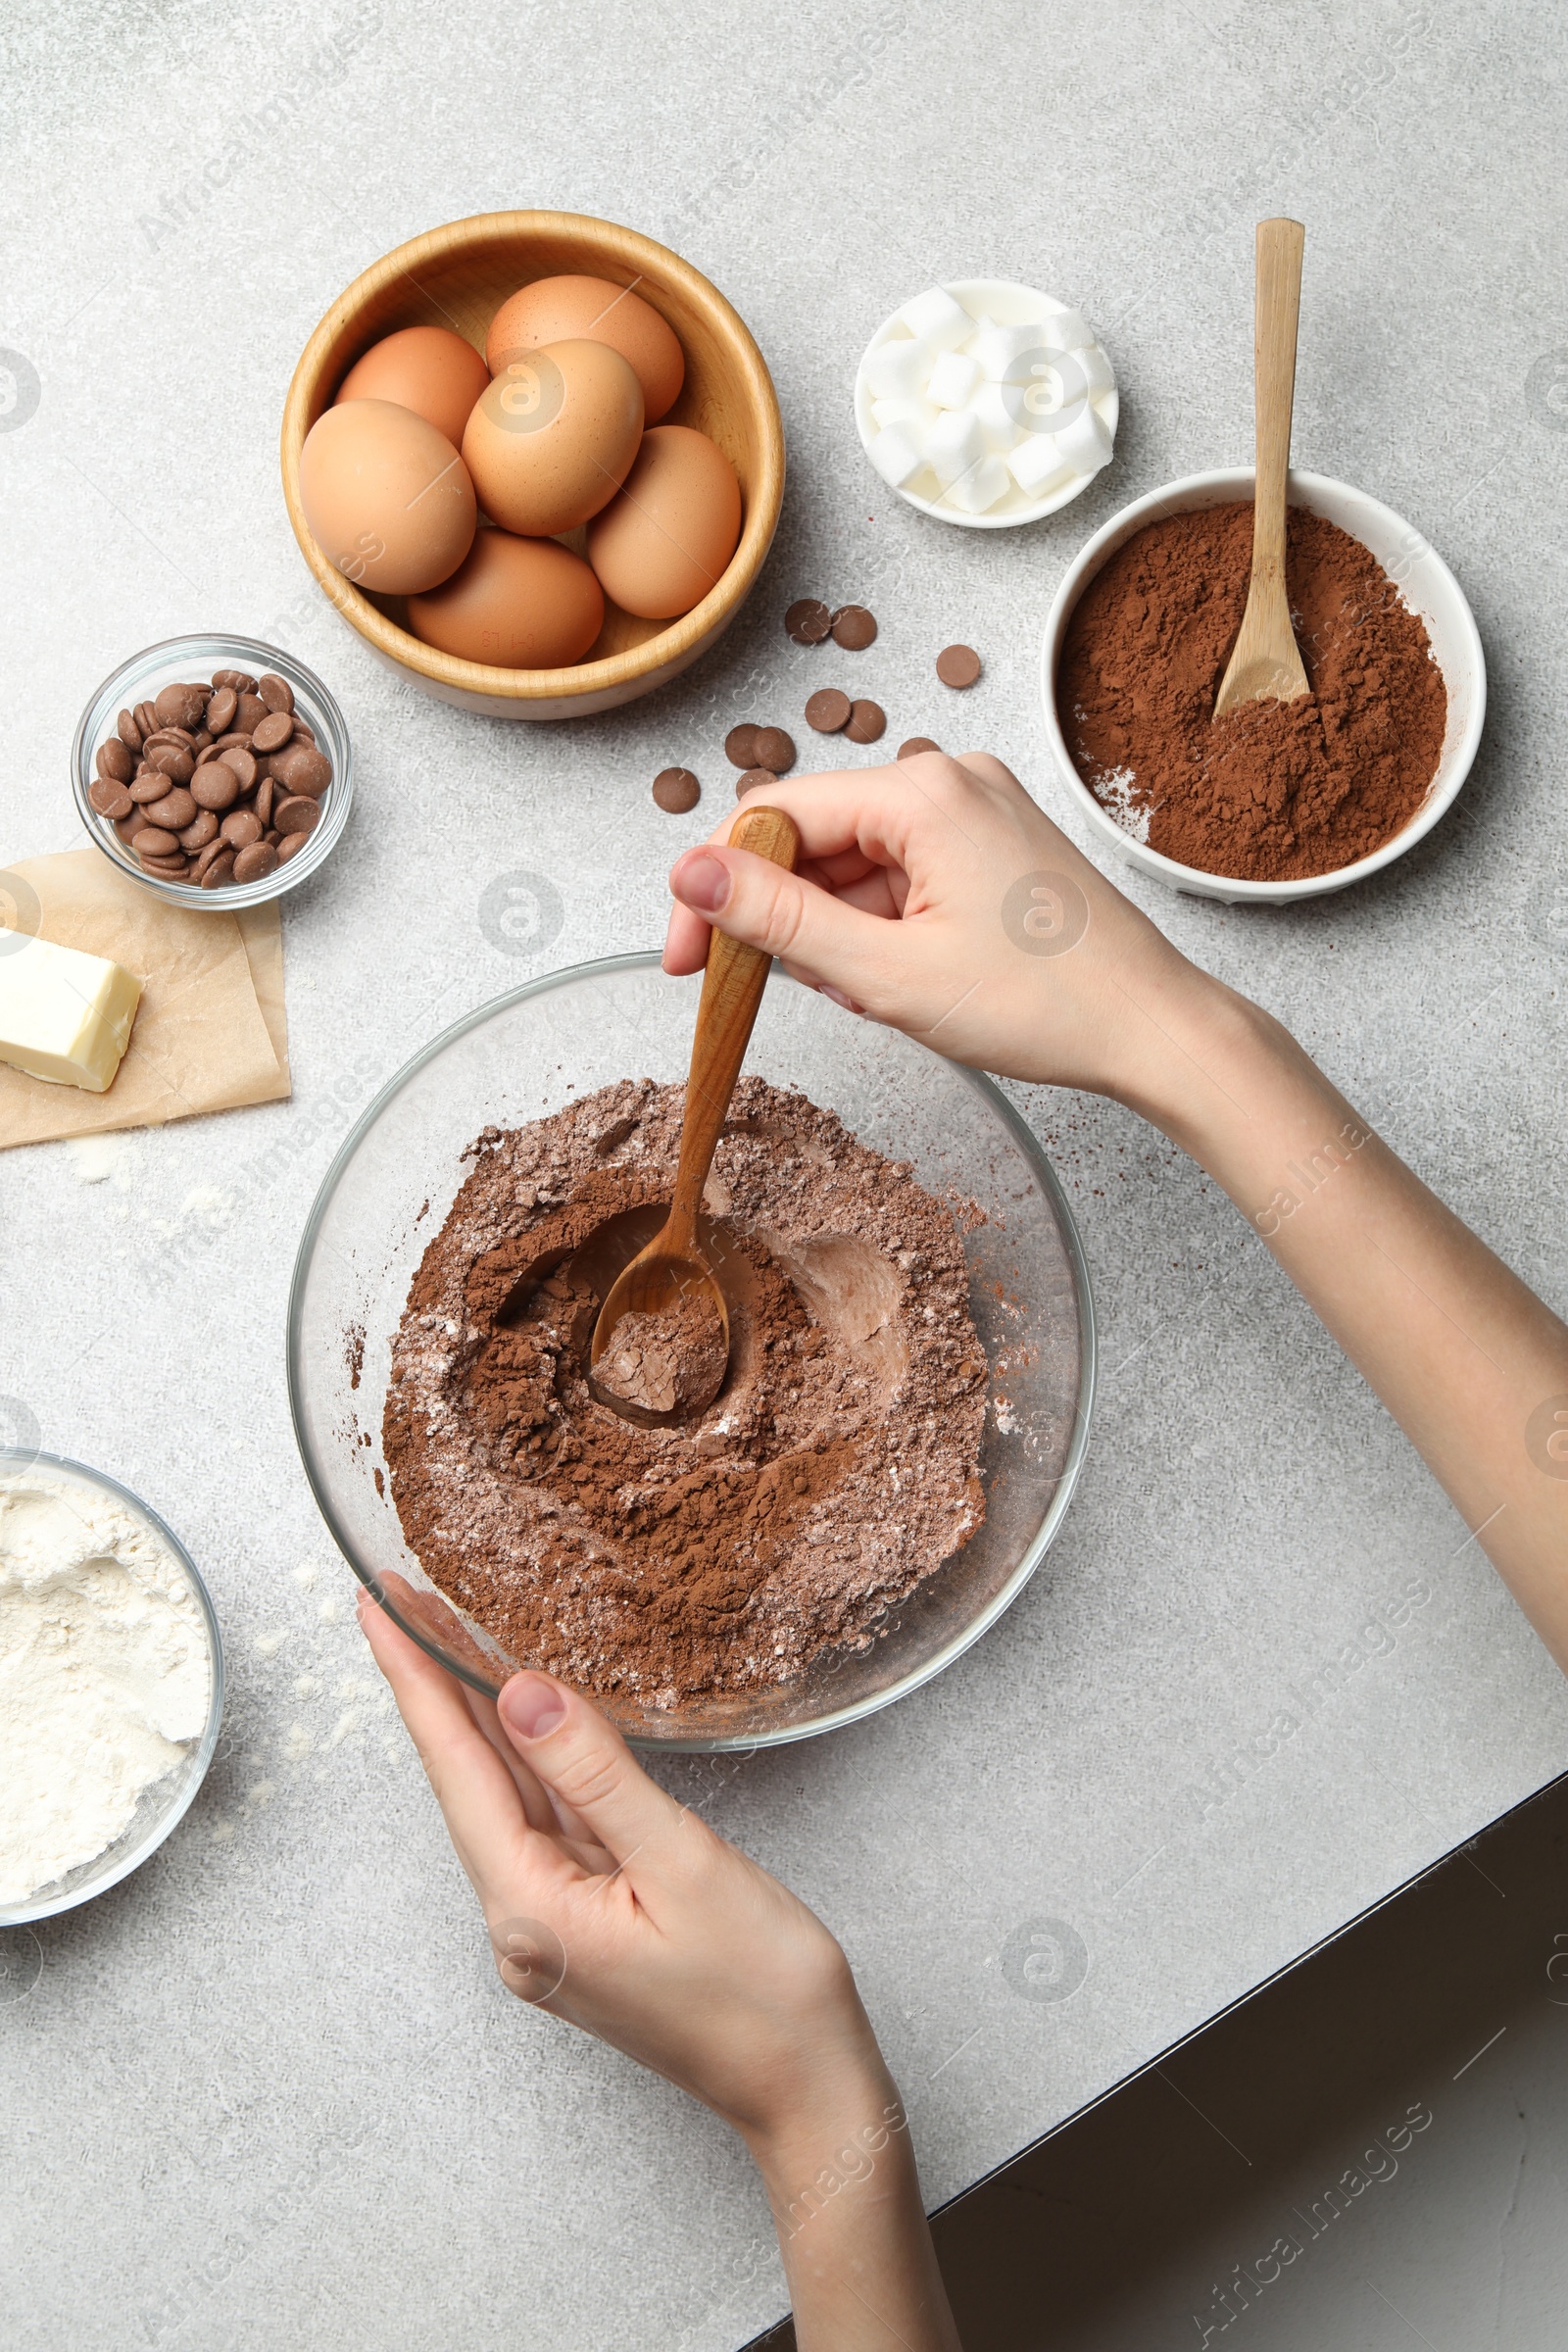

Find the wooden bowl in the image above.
[{"left": 280, "top": 211, "right": 785, "bottom": 720}]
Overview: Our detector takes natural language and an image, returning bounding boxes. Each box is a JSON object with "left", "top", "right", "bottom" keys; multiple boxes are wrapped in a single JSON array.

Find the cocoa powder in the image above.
[
  {"left": 381, "top": 1079, "right": 989, "bottom": 1706},
  {"left": 1059, "top": 503, "right": 1447, "bottom": 881}
]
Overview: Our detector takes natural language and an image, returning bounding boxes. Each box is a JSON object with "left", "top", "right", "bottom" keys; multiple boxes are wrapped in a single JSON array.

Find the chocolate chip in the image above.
[
  {"left": 211, "top": 669, "right": 257, "bottom": 692},
  {"left": 191, "top": 763, "right": 241, "bottom": 812},
  {"left": 88, "top": 777, "right": 134, "bottom": 819},
  {"left": 290, "top": 723, "right": 317, "bottom": 748},
  {"left": 785, "top": 598, "right": 832, "bottom": 645},
  {"left": 197, "top": 848, "right": 236, "bottom": 889},
  {"left": 805, "top": 688, "right": 852, "bottom": 733},
  {"left": 155, "top": 681, "right": 207, "bottom": 730},
  {"left": 257, "top": 672, "right": 294, "bottom": 714},
  {"left": 844, "top": 699, "right": 886, "bottom": 744},
  {"left": 270, "top": 745, "right": 332, "bottom": 797},
  {"left": 735, "top": 766, "right": 778, "bottom": 798},
  {"left": 831, "top": 605, "right": 877, "bottom": 651},
  {"left": 898, "top": 737, "right": 941, "bottom": 760},
  {"left": 277, "top": 832, "right": 312, "bottom": 862},
  {"left": 178, "top": 810, "right": 219, "bottom": 851},
  {"left": 205, "top": 687, "right": 238, "bottom": 735},
  {"left": 231, "top": 841, "right": 278, "bottom": 884},
  {"left": 115, "top": 812, "right": 148, "bottom": 845},
  {"left": 133, "top": 827, "right": 179, "bottom": 859},
  {"left": 236, "top": 693, "right": 269, "bottom": 734},
  {"left": 95, "top": 738, "right": 132, "bottom": 785},
  {"left": 220, "top": 808, "right": 264, "bottom": 849},
  {"left": 752, "top": 727, "right": 796, "bottom": 773},
  {"left": 145, "top": 788, "right": 197, "bottom": 832},
  {"left": 139, "top": 853, "right": 191, "bottom": 880},
  {"left": 220, "top": 747, "right": 257, "bottom": 790},
  {"left": 116, "top": 709, "right": 142, "bottom": 751},
  {"left": 251, "top": 710, "right": 294, "bottom": 754},
  {"left": 133, "top": 701, "right": 159, "bottom": 739},
  {"left": 255, "top": 775, "right": 275, "bottom": 827},
  {"left": 724, "top": 723, "right": 761, "bottom": 769},
  {"left": 148, "top": 745, "right": 195, "bottom": 782},
  {"left": 271, "top": 795, "right": 318, "bottom": 838},
  {"left": 130, "top": 772, "right": 176, "bottom": 804},
  {"left": 653, "top": 767, "right": 701, "bottom": 813},
  {"left": 936, "top": 644, "right": 981, "bottom": 688}
]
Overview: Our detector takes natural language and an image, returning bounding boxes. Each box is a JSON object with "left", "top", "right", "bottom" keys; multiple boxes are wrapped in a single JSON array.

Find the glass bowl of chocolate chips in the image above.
[{"left": 288, "top": 956, "right": 1095, "bottom": 1749}]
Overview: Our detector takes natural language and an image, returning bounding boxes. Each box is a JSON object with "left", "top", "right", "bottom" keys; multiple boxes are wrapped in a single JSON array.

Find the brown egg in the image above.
[
  {"left": 406, "top": 528, "right": 604, "bottom": 668},
  {"left": 462, "top": 339, "right": 644, "bottom": 537},
  {"left": 299, "top": 400, "right": 476, "bottom": 594},
  {"left": 334, "top": 325, "right": 491, "bottom": 448},
  {"left": 586, "top": 426, "right": 742, "bottom": 619},
  {"left": 486, "top": 275, "right": 685, "bottom": 423}
]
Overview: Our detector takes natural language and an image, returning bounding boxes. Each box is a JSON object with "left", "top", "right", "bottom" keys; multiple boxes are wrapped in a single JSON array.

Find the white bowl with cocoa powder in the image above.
[{"left": 1040, "top": 467, "right": 1487, "bottom": 905}]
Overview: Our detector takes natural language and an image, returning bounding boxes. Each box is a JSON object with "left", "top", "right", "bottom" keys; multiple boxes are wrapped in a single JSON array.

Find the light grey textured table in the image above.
[{"left": 4, "top": 4, "right": 1566, "bottom": 2344}]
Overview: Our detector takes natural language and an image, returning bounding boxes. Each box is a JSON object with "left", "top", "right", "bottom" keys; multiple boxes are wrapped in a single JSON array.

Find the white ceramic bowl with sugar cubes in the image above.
[{"left": 855, "top": 278, "right": 1118, "bottom": 528}]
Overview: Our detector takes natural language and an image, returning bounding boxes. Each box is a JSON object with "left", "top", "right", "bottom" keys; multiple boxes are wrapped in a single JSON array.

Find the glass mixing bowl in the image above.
[{"left": 287, "top": 956, "right": 1094, "bottom": 1749}]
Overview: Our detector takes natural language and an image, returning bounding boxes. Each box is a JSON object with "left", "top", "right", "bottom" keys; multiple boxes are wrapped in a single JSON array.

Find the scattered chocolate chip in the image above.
[
  {"left": 805, "top": 688, "right": 853, "bottom": 733},
  {"left": 653, "top": 766, "right": 701, "bottom": 813},
  {"left": 735, "top": 766, "right": 778, "bottom": 798},
  {"left": 724, "top": 723, "right": 761, "bottom": 768},
  {"left": 844, "top": 699, "right": 886, "bottom": 744},
  {"left": 785, "top": 598, "right": 832, "bottom": 645},
  {"left": 898, "top": 737, "right": 942, "bottom": 760},
  {"left": 831, "top": 605, "right": 877, "bottom": 651},
  {"left": 752, "top": 726, "right": 796, "bottom": 773},
  {"left": 936, "top": 643, "right": 982, "bottom": 688}
]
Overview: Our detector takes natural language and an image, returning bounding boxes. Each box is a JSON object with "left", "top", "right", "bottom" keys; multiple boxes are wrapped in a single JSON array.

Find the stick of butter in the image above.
[{"left": 0, "top": 930, "right": 142, "bottom": 1092}]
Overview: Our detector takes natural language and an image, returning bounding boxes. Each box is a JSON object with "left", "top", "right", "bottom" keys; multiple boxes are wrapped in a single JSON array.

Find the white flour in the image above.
[{"left": 0, "top": 1470, "right": 212, "bottom": 1904}]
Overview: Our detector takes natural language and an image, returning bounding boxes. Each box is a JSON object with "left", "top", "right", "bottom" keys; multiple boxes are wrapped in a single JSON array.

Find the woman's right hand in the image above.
[{"left": 662, "top": 751, "right": 1212, "bottom": 1112}]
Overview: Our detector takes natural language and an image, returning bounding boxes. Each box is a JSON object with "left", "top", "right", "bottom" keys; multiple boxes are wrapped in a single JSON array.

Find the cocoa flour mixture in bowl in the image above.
[
  {"left": 1041, "top": 467, "right": 1486, "bottom": 906},
  {"left": 288, "top": 956, "right": 1093, "bottom": 1748}
]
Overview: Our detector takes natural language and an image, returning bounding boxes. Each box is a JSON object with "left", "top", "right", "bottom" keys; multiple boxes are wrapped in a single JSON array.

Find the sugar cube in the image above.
[
  {"left": 927, "top": 349, "right": 981, "bottom": 410},
  {"left": 899, "top": 287, "right": 973, "bottom": 352},
  {"left": 944, "top": 454, "right": 1011, "bottom": 514},
  {"left": 924, "top": 406, "right": 985, "bottom": 489},
  {"left": 1005, "top": 432, "right": 1074, "bottom": 497},
  {"left": 867, "top": 422, "right": 926, "bottom": 488}
]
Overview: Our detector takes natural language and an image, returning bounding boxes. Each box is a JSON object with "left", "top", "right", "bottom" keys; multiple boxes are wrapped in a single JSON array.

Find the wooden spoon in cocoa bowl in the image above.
[
  {"left": 1213, "top": 217, "right": 1311, "bottom": 718},
  {"left": 589, "top": 802, "right": 801, "bottom": 1429}
]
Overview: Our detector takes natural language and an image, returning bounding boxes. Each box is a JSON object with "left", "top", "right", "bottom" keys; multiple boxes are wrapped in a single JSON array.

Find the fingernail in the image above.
[
  {"left": 500, "top": 1672, "right": 568, "bottom": 1741},
  {"left": 817, "top": 984, "right": 861, "bottom": 1014},
  {"left": 672, "top": 850, "right": 730, "bottom": 915}
]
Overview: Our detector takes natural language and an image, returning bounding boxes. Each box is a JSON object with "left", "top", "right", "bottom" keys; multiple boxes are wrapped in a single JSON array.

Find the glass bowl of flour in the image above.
[{"left": 0, "top": 1453, "right": 222, "bottom": 1925}]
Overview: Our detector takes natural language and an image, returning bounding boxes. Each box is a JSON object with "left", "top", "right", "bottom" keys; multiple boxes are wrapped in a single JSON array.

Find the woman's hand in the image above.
[
  {"left": 360, "top": 1585, "right": 964, "bottom": 2348},
  {"left": 357, "top": 1582, "right": 883, "bottom": 2139},
  {"left": 663, "top": 751, "right": 1211, "bottom": 1114}
]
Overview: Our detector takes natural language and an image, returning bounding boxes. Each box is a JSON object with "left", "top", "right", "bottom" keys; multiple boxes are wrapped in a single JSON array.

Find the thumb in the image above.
[
  {"left": 669, "top": 845, "right": 901, "bottom": 1010},
  {"left": 497, "top": 1671, "right": 685, "bottom": 1863}
]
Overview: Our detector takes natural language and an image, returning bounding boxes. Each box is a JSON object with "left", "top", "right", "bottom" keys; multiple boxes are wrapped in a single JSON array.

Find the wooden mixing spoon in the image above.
[
  {"left": 589, "top": 802, "right": 802, "bottom": 1428},
  {"left": 1213, "top": 217, "right": 1311, "bottom": 718}
]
